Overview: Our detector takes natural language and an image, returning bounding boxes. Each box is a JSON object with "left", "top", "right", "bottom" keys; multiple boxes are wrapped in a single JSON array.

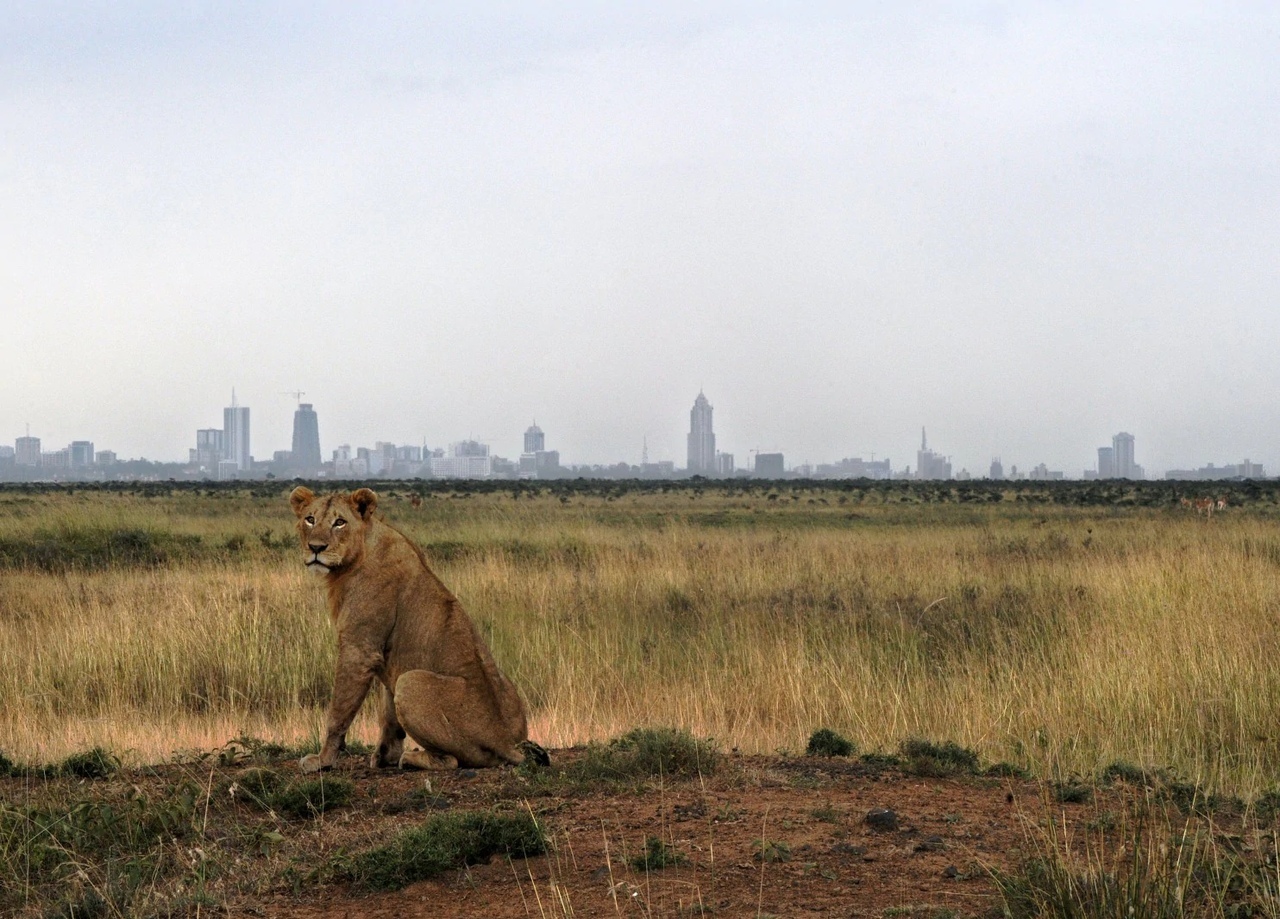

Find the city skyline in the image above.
[
  {"left": 1, "top": 389, "right": 1269, "bottom": 482},
  {"left": 5, "top": 8, "right": 1279, "bottom": 474}
]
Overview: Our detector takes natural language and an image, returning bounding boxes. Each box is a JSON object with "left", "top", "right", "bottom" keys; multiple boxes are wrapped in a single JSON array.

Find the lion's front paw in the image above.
[{"left": 299, "top": 754, "right": 330, "bottom": 774}]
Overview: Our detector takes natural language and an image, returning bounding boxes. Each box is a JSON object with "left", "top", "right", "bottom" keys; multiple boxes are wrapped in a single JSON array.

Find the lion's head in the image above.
[{"left": 289, "top": 486, "right": 378, "bottom": 574}]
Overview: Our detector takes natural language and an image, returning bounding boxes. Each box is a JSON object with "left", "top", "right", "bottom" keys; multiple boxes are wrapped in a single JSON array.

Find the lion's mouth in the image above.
[{"left": 306, "top": 555, "right": 331, "bottom": 571}]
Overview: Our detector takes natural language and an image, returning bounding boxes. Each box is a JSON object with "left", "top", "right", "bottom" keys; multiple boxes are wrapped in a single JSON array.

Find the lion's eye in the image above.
[
  {"left": 333, "top": 518, "right": 347, "bottom": 529},
  {"left": 304, "top": 515, "right": 315, "bottom": 526}
]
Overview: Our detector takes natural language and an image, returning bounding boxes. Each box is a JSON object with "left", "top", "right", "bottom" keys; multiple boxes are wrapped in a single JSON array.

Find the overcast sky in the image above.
[{"left": 3, "top": 3, "right": 1277, "bottom": 475}]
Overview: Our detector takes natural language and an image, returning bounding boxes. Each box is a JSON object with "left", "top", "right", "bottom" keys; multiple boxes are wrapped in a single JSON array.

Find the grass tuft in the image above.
[
  {"left": 899, "top": 739, "right": 981, "bottom": 777},
  {"left": 339, "top": 810, "right": 546, "bottom": 891},
  {"left": 228, "top": 768, "right": 353, "bottom": 818},
  {"left": 631, "top": 836, "right": 690, "bottom": 871},
  {"left": 569, "top": 727, "right": 720, "bottom": 782}
]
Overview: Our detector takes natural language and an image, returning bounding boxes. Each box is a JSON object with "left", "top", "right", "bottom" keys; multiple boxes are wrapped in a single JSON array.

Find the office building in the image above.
[
  {"left": 15, "top": 436, "right": 40, "bottom": 466},
  {"left": 69, "top": 441, "right": 94, "bottom": 467},
  {"left": 1097, "top": 446, "right": 1115, "bottom": 479},
  {"left": 716, "top": 452, "right": 735, "bottom": 476},
  {"left": 1113, "top": 432, "right": 1137, "bottom": 479},
  {"left": 686, "top": 391, "right": 716, "bottom": 474},
  {"left": 223, "top": 390, "right": 251, "bottom": 472},
  {"left": 524, "top": 424, "right": 545, "bottom": 455},
  {"left": 290, "top": 403, "right": 322, "bottom": 470},
  {"left": 754, "top": 452, "right": 785, "bottom": 477},
  {"left": 916, "top": 428, "right": 952, "bottom": 480},
  {"left": 989, "top": 457, "right": 1004, "bottom": 480}
]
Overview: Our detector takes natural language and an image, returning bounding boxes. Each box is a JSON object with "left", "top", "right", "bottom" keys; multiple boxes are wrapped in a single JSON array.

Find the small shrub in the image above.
[
  {"left": 985, "top": 762, "right": 1030, "bottom": 779},
  {"left": 899, "top": 739, "right": 981, "bottom": 777},
  {"left": 1052, "top": 781, "right": 1093, "bottom": 804},
  {"left": 341, "top": 810, "right": 546, "bottom": 891},
  {"left": 631, "top": 837, "right": 689, "bottom": 871},
  {"left": 570, "top": 727, "right": 720, "bottom": 782},
  {"left": 1101, "top": 760, "right": 1152, "bottom": 786},
  {"left": 753, "top": 839, "right": 792, "bottom": 863},
  {"left": 57, "top": 748, "right": 119, "bottom": 779},
  {"left": 806, "top": 728, "right": 855, "bottom": 758}
]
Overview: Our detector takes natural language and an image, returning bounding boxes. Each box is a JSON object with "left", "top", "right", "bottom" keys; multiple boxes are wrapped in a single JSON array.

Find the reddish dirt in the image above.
[{"left": 240, "top": 752, "right": 1048, "bottom": 919}]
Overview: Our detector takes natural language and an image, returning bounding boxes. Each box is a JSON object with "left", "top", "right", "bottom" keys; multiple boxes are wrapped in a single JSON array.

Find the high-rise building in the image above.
[
  {"left": 754, "top": 452, "right": 785, "bottom": 477},
  {"left": 290, "top": 403, "right": 322, "bottom": 470},
  {"left": 1097, "top": 446, "right": 1115, "bottom": 478},
  {"left": 223, "top": 390, "right": 251, "bottom": 472},
  {"left": 916, "top": 428, "right": 952, "bottom": 480},
  {"left": 1112, "top": 432, "right": 1137, "bottom": 479},
  {"left": 686, "top": 391, "right": 715, "bottom": 473},
  {"left": 15, "top": 436, "right": 40, "bottom": 466},
  {"left": 716, "top": 452, "right": 735, "bottom": 476},
  {"left": 524, "top": 424, "right": 545, "bottom": 455},
  {"left": 989, "top": 457, "right": 1004, "bottom": 480},
  {"left": 69, "top": 441, "right": 94, "bottom": 467}
]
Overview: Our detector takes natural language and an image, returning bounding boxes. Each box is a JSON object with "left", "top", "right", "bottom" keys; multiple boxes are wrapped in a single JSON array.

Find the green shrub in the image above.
[
  {"left": 569, "top": 727, "right": 720, "bottom": 782},
  {"left": 631, "top": 837, "right": 689, "bottom": 871},
  {"left": 805, "top": 728, "right": 855, "bottom": 758},
  {"left": 57, "top": 748, "right": 120, "bottom": 779},
  {"left": 899, "top": 738, "right": 981, "bottom": 777},
  {"left": 341, "top": 810, "right": 546, "bottom": 891}
]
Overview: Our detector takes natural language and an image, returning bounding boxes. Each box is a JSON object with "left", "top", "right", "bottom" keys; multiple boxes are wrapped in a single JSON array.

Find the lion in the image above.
[{"left": 288, "top": 486, "right": 545, "bottom": 773}]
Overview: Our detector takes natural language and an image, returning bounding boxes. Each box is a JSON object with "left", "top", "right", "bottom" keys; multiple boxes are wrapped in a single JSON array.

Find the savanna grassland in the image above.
[
  {"left": 5, "top": 478, "right": 1280, "bottom": 918},
  {"left": 2, "top": 478, "right": 1280, "bottom": 796}
]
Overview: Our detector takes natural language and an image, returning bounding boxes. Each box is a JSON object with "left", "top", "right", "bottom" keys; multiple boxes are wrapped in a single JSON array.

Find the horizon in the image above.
[
  {"left": 2, "top": 390, "right": 1267, "bottom": 479},
  {"left": 5, "top": 6, "right": 1278, "bottom": 474}
]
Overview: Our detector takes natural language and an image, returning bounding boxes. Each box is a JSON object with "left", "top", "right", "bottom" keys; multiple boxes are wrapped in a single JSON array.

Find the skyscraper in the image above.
[
  {"left": 223, "top": 389, "right": 251, "bottom": 472},
  {"left": 1097, "top": 446, "right": 1115, "bottom": 478},
  {"left": 524, "top": 423, "right": 545, "bottom": 454},
  {"left": 1112, "top": 432, "right": 1137, "bottom": 479},
  {"left": 686, "top": 391, "right": 715, "bottom": 474},
  {"left": 291, "top": 403, "right": 322, "bottom": 470}
]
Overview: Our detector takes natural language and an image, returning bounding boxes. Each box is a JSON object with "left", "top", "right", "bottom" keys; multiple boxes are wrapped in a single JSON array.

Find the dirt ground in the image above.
[{"left": 234, "top": 751, "right": 1053, "bottom": 919}]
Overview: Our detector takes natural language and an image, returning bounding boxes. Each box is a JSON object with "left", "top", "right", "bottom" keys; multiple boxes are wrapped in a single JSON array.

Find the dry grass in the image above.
[{"left": 2, "top": 482, "right": 1280, "bottom": 798}]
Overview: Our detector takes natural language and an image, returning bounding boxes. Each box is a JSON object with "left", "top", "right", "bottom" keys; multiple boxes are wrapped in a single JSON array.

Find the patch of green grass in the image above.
[
  {"left": 339, "top": 810, "right": 546, "bottom": 891},
  {"left": 631, "top": 836, "right": 690, "bottom": 871},
  {"left": 806, "top": 728, "right": 856, "bottom": 758},
  {"left": 228, "top": 767, "right": 354, "bottom": 818},
  {"left": 568, "top": 727, "right": 721, "bottom": 782},
  {"left": 753, "top": 839, "right": 792, "bottom": 863},
  {"left": 899, "top": 739, "right": 981, "bottom": 777},
  {"left": 1100, "top": 760, "right": 1153, "bottom": 786},
  {"left": 57, "top": 747, "right": 120, "bottom": 779},
  {"left": 0, "top": 783, "right": 201, "bottom": 915}
]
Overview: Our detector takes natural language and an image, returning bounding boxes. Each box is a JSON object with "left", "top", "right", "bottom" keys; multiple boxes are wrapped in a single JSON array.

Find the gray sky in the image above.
[{"left": 3, "top": 3, "right": 1278, "bottom": 475}]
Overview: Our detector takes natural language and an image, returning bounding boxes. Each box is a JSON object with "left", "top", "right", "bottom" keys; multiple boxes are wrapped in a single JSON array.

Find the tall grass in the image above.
[{"left": 3, "top": 484, "right": 1280, "bottom": 797}]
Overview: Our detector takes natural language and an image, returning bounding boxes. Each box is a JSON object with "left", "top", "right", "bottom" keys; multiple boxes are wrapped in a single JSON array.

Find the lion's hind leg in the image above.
[
  {"left": 370, "top": 683, "right": 407, "bottom": 769},
  {"left": 393, "top": 670, "right": 524, "bottom": 769}
]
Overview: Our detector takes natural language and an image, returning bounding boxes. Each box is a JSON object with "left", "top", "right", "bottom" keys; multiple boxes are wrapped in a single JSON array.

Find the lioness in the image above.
[{"left": 289, "top": 486, "right": 541, "bottom": 773}]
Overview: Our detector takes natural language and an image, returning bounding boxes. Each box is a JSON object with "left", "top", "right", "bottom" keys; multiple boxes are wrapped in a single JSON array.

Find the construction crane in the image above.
[{"left": 281, "top": 390, "right": 306, "bottom": 406}]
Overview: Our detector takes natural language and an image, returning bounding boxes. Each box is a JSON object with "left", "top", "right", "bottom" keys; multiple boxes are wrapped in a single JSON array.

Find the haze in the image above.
[{"left": 3, "top": 4, "right": 1277, "bottom": 476}]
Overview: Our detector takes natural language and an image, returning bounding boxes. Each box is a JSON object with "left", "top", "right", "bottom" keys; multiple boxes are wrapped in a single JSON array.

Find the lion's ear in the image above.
[
  {"left": 352, "top": 488, "right": 378, "bottom": 521},
  {"left": 290, "top": 486, "right": 316, "bottom": 517}
]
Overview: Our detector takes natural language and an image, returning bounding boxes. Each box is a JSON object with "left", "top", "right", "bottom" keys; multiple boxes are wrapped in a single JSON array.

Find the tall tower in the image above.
[
  {"left": 223, "top": 389, "right": 251, "bottom": 471},
  {"left": 524, "top": 423, "right": 545, "bottom": 455},
  {"left": 291, "top": 403, "right": 322, "bottom": 470},
  {"left": 1112, "top": 432, "right": 1136, "bottom": 479},
  {"left": 686, "top": 391, "right": 715, "bottom": 474}
]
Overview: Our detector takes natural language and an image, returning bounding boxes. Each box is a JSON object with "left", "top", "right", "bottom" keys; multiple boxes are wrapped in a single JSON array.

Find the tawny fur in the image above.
[{"left": 289, "top": 486, "right": 530, "bottom": 773}]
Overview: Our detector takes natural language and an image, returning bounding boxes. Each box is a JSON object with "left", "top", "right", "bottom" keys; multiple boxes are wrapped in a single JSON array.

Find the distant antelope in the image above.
[
  {"left": 1216, "top": 497, "right": 1228, "bottom": 511},
  {"left": 1193, "top": 497, "right": 1214, "bottom": 517},
  {"left": 410, "top": 494, "right": 423, "bottom": 509}
]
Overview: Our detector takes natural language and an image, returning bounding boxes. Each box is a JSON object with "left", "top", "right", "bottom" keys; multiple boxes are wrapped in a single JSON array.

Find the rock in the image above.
[
  {"left": 830, "top": 842, "right": 867, "bottom": 856},
  {"left": 914, "top": 835, "right": 945, "bottom": 852},
  {"left": 865, "top": 807, "right": 899, "bottom": 831},
  {"left": 942, "top": 864, "right": 960, "bottom": 879}
]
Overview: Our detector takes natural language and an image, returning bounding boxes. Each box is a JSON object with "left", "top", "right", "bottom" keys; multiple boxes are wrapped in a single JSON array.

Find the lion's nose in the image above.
[{"left": 308, "top": 542, "right": 328, "bottom": 554}]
